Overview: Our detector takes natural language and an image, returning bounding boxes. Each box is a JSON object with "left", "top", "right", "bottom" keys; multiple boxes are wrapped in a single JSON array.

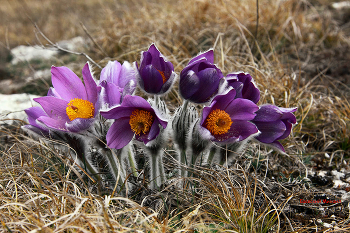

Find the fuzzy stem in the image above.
[
  {"left": 155, "top": 95, "right": 160, "bottom": 106},
  {"left": 107, "top": 150, "right": 125, "bottom": 187},
  {"left": 182, "top": 100, "right": 189, "bottom": 112},
  {"left": 207, "top": 146, "right": 216, "bottom": 165},
  {"left": 149, "top": 153, "right": 160, "bottom": 189},
  {"left": 180, "top": 150, "right": 188, "bottom": 178},
  {"left": 127, "top": 144, "right": 138, "bottom": 177},
  {"left": 82, "top": 157, "right": 102, "bottom": 184}
]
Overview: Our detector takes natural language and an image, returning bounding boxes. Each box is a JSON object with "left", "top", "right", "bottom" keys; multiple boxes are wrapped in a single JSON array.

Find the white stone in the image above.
[
  {"left": 11, "top": 45, "right": 58, "bottom": 65},
  {"left": 332, "top": 1, "right": 350, "bottom": 9},
  {"left": 331, "top": 170, "right": 345, "bottom": 180},
  {"left": 57, "top": 36, "right": 85, "bottom": 51},
  {"left": 0, "top": 94, "right": 41, "bottom": 125}
]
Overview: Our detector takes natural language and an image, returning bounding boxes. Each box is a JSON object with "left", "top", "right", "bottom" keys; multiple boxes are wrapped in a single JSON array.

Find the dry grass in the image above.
[{"left": 1, "top": 0, "right": 350, "bottom": 232}]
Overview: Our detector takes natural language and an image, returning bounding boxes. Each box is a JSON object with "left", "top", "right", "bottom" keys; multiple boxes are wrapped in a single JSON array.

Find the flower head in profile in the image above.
[
  {"left": 179, "top": 49, "right": 224, "bottom": 103},
  {"left": 99, "top": 60, "right": 136, "bottom": 108},
  {"left": 28, "top": 63, "right": 100, "bottom": 133},
  {"left": 198, "top": 89, "right": 259, "bottom": 143},
  {"left": 100, "top": 95, "right": 168, "bottom": 149},
  {"left": 226, "top": 72, "right": 260, "bottom": 104},
  {"left": 136, "top": 44, "right": 176, "bottom": 95},
  {"left": 251, "top": 105, "right": 297, "bottom": 152}
]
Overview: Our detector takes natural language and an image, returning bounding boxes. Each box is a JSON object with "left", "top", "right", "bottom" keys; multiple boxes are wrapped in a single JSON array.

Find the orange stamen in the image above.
[
  {"left": 66, "top": 98, "right": 94, "bottom": 121},
  {"left": 157, "top": 70, "right": 167, "bottom": 83},
  {"left": 205, "top": 109, "right": 232, "bottom": 135},
  {"left": 129, "top": 109, "right": 154, "bottom": 135}
]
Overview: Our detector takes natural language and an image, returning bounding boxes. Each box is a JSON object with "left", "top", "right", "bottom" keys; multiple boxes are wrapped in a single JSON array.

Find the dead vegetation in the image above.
[{"left": 0, "top": 0, "right": 349, "bottom": 232}]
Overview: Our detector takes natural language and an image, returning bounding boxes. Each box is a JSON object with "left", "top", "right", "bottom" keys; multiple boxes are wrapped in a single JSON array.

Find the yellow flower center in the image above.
[
  {"left": 66, "top": 98, "right": 95, "bottom": 121},
  {"left": 157, "top": 69, "right": 167, "bottom": 83},
  {"left": 129, "top": 109, "right": 154, "bottom": 135},
  {"left": 205, "top": 109, "right": 232, "bottom": 135}
]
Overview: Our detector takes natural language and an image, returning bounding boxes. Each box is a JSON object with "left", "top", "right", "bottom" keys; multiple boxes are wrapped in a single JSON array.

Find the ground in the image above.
[{"left": 0, "top": 0, "right": 349, "bottom": 232}]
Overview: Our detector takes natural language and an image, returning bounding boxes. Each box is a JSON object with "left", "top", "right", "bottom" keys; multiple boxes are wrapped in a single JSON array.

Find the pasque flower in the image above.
[
  {"left": 99, "top": 60, "right": 136, "bottom": 108},
  {"left": 251, "top": 105, "right": 297, "bottom": 152},
  {"left": 136, "top": 44, "right": 176, "bottom": 95},
  {"left": 198, "top": 89, "right": 259, "bottom": 143},
  {"left": 100, "top": 95, "right": 167, "bottom": 149},
  {"left": 179, "top": 49, "right": 224, "bottom": 103},
  {"left": 226, "top": 72, "right": 260, "bottom": 104},
  {"left": 29, "top": 63, "right": 100, "bottom": 132}
]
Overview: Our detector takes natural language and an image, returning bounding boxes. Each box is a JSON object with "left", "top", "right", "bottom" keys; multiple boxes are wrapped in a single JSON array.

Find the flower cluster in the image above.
[{"left": 23, "top": 43, "right": 297, "bottom": 192}]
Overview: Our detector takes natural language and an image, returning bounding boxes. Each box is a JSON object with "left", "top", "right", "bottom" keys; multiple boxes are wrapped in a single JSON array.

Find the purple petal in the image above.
[
  {"left": 136, "top": 118, "right": 160, "bottom": 144},
  {"left": 34, "top": 96, "right": 70, "bottom": 122},
  {"left": 65, "top": 118, "right": 94, "bottom": 132},
  {"left": 253, "top": 105, "right": 283, "bottom": 122},
  {"left": 159, "top": 71, "right": 176, "bottom": 94},
  {"left": 100, "top": 106, "right": 135, "bottom": 120},
  {"left": 25, "top": 106, "right": 47, "bottom": 125},
  {"left": 210, "top": 89, "right": 237, "bottom": 112},
  {"left": 140, "top": 65, "right": 164, "bottom": 94},
  {"left": 188, "top": 49, "right": 214, "bottom": 65},
  {"left": 82, "top": 63, "right": 98, "bottom": 104},
  {"left": 106, "top": 117, "right": 134, "bottom": 149},
  {"left": 119, "top": 61, "right": 137, "bottom": 88},
  {"left": 224, "top": 98, "right": 258, "bottom": 121},
  {"left": 189, "top": 68, "right": 221, "bottom": 103},
  {"left": 100, "top": 95, "right": 153, "bottom": 119},
  {"left": 276, "top": 120, "right": 293, "bottom": 140},
  {"left": 147, "top": 44, "right": 166, "bottom": 71},
  {"left": 213, "top": 120, "right": 258, "bottom": 143},
  {"left": 101, "top": 81, "right": 122, "bottom": 108},
  {"left": 100, "top": 61, "right": 122, "bottom": 84},
  {"left": 254, "top": 120, "right": 286, "bottom": 143},
  {"left": 47, "top": 88, "right": 61, "bottom": 98},
  {"left": 51, "top": 66, "right": 87, "bottom": 101},
  {"left": 37, "top": 116, "right": 67, "bottom": 131},
  {"left": 139, "top": 51, "right": 152, "bottom": 71},
  {"left": 179, "top": 71, "right": 200, "bottom": 99},
  {"left": 241, "top": 79, "right": 260, "bottom": 104},
  {"left": 269, "top": 141, "right": 285, "bottom": 152},
  {"left": 122, "top": 79, "right": 136, "bottom": 98}
]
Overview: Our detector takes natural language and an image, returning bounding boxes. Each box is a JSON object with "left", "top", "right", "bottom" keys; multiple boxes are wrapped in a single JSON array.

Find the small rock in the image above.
[
  {"left": 332, "top": 1, "right": 350, "bottom": 9},
  {"left": 332, "top": 170, "right": 345, "bottom": 180},
  {"left": 11, "top": 45, "right": 58, "bottom": 65},
  {"left": 57, "top": 36, "right": 85, "bottom": 52},
  {"left": 0, "top": 93, "right": 40, "bottom": 125}
]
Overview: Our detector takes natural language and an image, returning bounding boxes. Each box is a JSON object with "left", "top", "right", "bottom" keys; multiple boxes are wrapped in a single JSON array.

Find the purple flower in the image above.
[
  {"left": 198, "top": 89, "right": 259, "bottom": 143},
  {"left": 226, "top": 72, "right": 260, "bottom": 104},
  {"left": 29, "top": 63, "right": 100, "bottom": 132},
  {"left": 99, "top": 61, "right": 136, "bottom": 108},
  {"left": 136, "top": 44, "right": 176, "bottom": 95},
  {"left": 251, "top": 105, "right": 297, "bottom": 152},
  {"left": 100, "top": 95, "right": 167, "bottom": 149},
  {"left": 179, "top": 49, "right": 224, "bottom": 103}
]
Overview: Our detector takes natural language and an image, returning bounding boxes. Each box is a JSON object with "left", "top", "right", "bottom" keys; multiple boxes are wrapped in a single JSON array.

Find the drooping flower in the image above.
[
  {"left": 29, "top": 63, "right": 100, "bottom": 132},
  {"left": 251, "top": 105, "right": 297, "bottom": 152},
  {"left": 226, "top": 72, "right": 260, "bottom": 104},
  {"left": 136, "top": 44, "right": 176, "bottom": 95},
  {"left": 100, "top": 95, "right": 167, "bottom": 149},
  {"left": 99, "top": 60, "right": 136, "bottom": 108},
  {"left": 198, "top": 89, "right": 259, "bottom": 143},
  {"left": 179, "top": 49, "right": 224, "bottom": 103}
]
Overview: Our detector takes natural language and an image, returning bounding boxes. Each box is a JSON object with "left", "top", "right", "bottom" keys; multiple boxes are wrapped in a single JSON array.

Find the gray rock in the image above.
[
  {"left": 10, "top": 45, "right": 58, "bottom": 65},
  {"left": 0, "top": 93, "right": 41, "bottom": 125},
  {"left": 332, "top": 1, "right": 350, "bottom": 9}
]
